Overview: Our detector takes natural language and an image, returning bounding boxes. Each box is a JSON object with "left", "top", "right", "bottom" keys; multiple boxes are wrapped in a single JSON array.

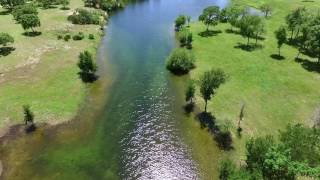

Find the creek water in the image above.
[{"left": 1, "top": 0, "right": 228, "bottom": 179}]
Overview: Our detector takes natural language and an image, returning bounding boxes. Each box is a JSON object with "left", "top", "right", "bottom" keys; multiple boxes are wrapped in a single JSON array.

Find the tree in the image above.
[
  {"left": 309, "top": 23, "right": 320, "bottom": 63},
  {"left": 0, "top": 0, "right": 24, "bottom": 9},
  {"left": 78, "top": 50, "right": 97, "bottom": 82},
  {"left": 199, "top": 68, "right": 226, "bottom": 112},
  {"left": 0, "top": 33, "right": 14, "bottom": 46},
  {"left": 274, "top": 26, "right": 287, "bottom": 56},
  {"left": 23, "top": 105, "right": 34, "bottom": 125},
  {"left": 285, "top": 7, "right": 308, "bottom": 40},
  {"left": 19, "top": 14, "right": 41, "bottom": 33},
  {"left": 198, "top": 6, "right": 220, "bottom": 31},
  {"left": 225, "top": 6, "right": 243, "bottom": 31},
  {"left": 186, "top": 15, "right": 191, "bottom": 26},
  {"left": 166, "top": 48, "right": 195, "bottom": 75},
  {"left": 60, "top": 0, "right": 70, "bottom": 9},
  {"left": 219, "top": 159, "right": 236, "bottom": 180},
  {"left": 260, "top": 3, "right": 272, "bottom": 18},
  {"left": 178, "top": 28, "right": 193, "bottom": 48},
  {"left": 12, "top": 3, "right": 38, "bottom": 22},
  {"left": 238, "top": 15, "right": 263, "bottom": 46},
  {"left": 37, "top": 0, "right": 54, "bottom": 9},
  {"left": 175, "top": 15, "right": 186, "bottom": 30},
  {"left": 185, "top": 81, "right": 195, "bottom": 104},
  {"left": 246, "top": 136, "right": 275, "bottom": 171}
]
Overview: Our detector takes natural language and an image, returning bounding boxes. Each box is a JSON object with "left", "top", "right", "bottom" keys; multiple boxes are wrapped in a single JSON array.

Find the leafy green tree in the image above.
[
  {"left": 246, "top": 135, "right": 275, "bottom": 171},
  {"left": 19, "top": 14, "right": 41, "bottom": 33},
  {"left": 175, "top": 15, "right": 186, "bottom": 30},
  {"left": 275, "top": 26, "right": 287, "bottom": 56},
  {"left": 78, "top": 50, "right": 97, "bottom": 82},
  {"left": 285, "top": 7, "right": 308, "bottom": 40},
  {"left": 309, "top": 20, "right": 320, "bottom": 63},
  {"left": 37, "top": 0, "right": 54, "bottom": 9},
  {"left": 262, "top": 146, "right": 296, "bottom": 180},
  {"left": 23, "top": 105, "right": 34, "bottom": 125},
  {"left": 0, "top": 0, "right": 24, "bottom": 9},
  {"left": 178, "top": 28, "right": 193, "bottom": 48},
  {"left": 0, "top": 33, "right": 14, "bottom": 46},
  {"left": 238, "top": 15, "right": 263, "bottom": 46},
  {"left": 280, "top": 124, "right": 320, "bottom": 167},
  {"left": 185, "top": 81, "right": 195, "bottom": 104},
  {"left": 166, "top": 48, "right": 195, "bottom": 75},
  {"left": 198, "top": 6, "right": 220, "bottom": 31},
  {"left": 260, "top": 3, "right": 272, "bottom": 18},
  {"left": 60, "top": 0, "right": 70, "bottom": 9},
  {"left": 219, "top": 159, "right": 236, "bottom": 180},
  {"left": 12, "top": 3, "right": 38, "bottom": 22},
  {"left": 225, "top": 6, "right": 243, "bottom": 31},
  {"left": 199, "top": 68, "right": 226, "bottom": 112}
]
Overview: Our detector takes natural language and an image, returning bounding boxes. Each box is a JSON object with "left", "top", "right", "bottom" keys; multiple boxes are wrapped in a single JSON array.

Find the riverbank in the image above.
[
  {"left": 186, "top": 0, "right": 320, "bottom": 164},
  {"left": 0, "top": 0, "right": 104, "bottom": 135}
]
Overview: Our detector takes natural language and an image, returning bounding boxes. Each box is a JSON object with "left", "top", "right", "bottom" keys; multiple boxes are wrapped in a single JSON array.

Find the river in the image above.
[{"left": 1, "top": 0, "right": 228, "bottom": 179}]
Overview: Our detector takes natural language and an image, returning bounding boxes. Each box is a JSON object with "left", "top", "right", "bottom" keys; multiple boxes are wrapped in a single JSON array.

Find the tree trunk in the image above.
[
  {"left": 204, "top": 100, "right": 207, "bottom": 112},
  {"left": 294, "top": 28, "right": 300, "bottom": 40},
  {"left": 290, "top": 30, "right": 294, "bottom": 40},
  {"left": 255, "top": 34, "right": 258, "bottom": 45},
  {"left": 296, "top": 49, "right": 301, "bottom": 59},
  {"left": 279, "top": 47, "right": 281, "bottom": 56},
  {"left": 247, "top": 37, "right": 250, "bottom": 46}
]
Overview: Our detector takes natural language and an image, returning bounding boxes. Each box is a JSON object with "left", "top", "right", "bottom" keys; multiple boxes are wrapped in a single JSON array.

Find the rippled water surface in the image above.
[{"left": 1, "top": 0, "right": 228, "bottom": 179}]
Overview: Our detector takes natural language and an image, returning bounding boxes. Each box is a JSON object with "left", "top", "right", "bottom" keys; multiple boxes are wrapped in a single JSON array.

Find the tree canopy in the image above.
[
  {"left": 198, "top": 6, "right": 220, "bottom": 31},
  {"left": 19, "top": 14, "right": 41, "bottom": 32},
  {"left": 0, "top": 0, "right": 24, "bottom": 9},
  {"left": 0, "top": 33, "right": 14, "bottom": 46}
]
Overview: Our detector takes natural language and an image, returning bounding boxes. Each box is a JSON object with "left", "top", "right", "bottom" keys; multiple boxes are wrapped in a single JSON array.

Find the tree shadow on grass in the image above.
[
  {"left": 0, "top": 47, "right": 15, "bottom": 56},
  {"left": 295, "top": 57, "right": 320, "bottom": 73},
  {"left": 198, "top": 30, "right": 222, "bottom": 37},
  {"left": 270, "top": 54, "right": 285, "bottom": 60},
  {"left": 78, "top": 72, "right": 99, "bottom": 83},
  {"left": 184, "top": 103, "right": 195, "bottom": 114},
  {"left": 234, "top": 43, "right": 263, "bottom": 52},
  {"left": 0, "top": 9, "right": 11, "bottom": 15},
  {"left": 23, "top": 31, "right": 42, "bottom": 37},
  {"left": 196, "top": 112, "right": 233, "bottom": 151}
]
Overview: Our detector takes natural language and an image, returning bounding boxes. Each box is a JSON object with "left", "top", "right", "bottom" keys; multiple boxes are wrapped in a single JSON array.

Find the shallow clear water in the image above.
[{"left": 1, "top": 0, "right": 228, "bottom": 179}]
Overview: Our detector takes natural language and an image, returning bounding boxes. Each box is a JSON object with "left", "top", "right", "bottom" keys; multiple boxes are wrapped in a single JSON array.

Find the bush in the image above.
[
  {"left": 12, "top": 3, "right": 38, "bottom": 23},
  {"left": 68, "top": 8, "right": 102, "bottom": 25},
  {"left": 166, "top": 48, "right": 195, "bottom": 75},
  {"left": 72, "top": 32, "right": 85, "bottom": 40},
  {"left": 64, "top": 34, "right": 71, "bottom": 41},
  {"left": 88, "top": 34, "right": 95, "bottom": 40},
  {"left": 178, "top": 28, "right": 193, "bottom": 49}
]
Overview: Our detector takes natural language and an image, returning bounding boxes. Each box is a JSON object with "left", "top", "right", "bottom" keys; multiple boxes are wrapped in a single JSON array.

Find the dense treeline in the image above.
[{"left": 219, "top": 124, "right": 320, "bottom": 179}]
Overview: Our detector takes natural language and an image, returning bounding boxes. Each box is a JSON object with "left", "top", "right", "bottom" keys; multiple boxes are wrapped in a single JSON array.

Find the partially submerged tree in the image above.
[
  {"left": 199, "top": 68, "right": 227, "bottom": 112},
  {"left": 175, "top": 15, "right": 186, "bottom": 31},
  {"left": 198, "top": 6, "right": 220, "bottom": 31},
  {"left": 275, "top": 26, "right": 287, "bottom": 56},
  {"left": 166, "top": 48, "right": 195, "bottom": 75},
  {"left": 78, "top": 50, "right": 97, "bottom": 82},
  {"left": 19, "top": 14, "right": 41, "bottom": 33},
  {"left": 185, "top": 80, "right": 195, "bottom": 104}
]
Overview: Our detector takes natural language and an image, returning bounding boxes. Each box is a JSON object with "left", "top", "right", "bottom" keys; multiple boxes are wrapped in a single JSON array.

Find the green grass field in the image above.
[
  {"left": 188, "top": 0, "right": 320, "bottom": 158},
  {"left": 0, "top": 0, "right": 102, "bottom": 129}
]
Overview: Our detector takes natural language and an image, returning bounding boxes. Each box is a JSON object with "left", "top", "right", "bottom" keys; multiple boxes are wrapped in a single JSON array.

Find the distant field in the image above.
[
  {"left": 189, "top": 0, "right": 320, "bottom": 157},
  {"left": 0, "top": 0, "right": 101, "bottom": 129}
]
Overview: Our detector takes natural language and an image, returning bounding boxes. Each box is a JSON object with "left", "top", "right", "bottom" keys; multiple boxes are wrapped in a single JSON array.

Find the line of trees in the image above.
[{"left": 219, "top": 124, "right": 320, "bottom": 179}]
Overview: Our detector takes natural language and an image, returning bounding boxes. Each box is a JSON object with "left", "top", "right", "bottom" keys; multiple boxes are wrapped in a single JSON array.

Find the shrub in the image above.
[
  {"left": 178, "top": 28, "right": 193, "bottom": 49},
  {"left": 175, "top": 15, "right": 186, "bottom": 30},
  {"left": 88, "top": 34, "right": 95, "bottom": 40},
  {"left": 57, "top": 34, "right": 63, "bottom": 40},
  {"left": 78, "top": 50, "right": 97, "bottom": 82},
  {"left": 166, "top": 48, "right": 195, "bottom": 75},
  {"left": 72, "top": 32, "right": 85, "bottom": 40},
  {"left": 64, "top": 34, "right": 71, "bottom": 41},
  {"left": 68, "top": 8, "right": 102, "bottom": 25}
]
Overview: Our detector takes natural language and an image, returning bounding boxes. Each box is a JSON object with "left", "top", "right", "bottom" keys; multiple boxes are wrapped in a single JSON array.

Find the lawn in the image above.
[
  {"left": 188, "top": 0, "right": 320, "bottom": 160},
  {"left": 0, "top": 0, "right": 102, "bottom": 129}
]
